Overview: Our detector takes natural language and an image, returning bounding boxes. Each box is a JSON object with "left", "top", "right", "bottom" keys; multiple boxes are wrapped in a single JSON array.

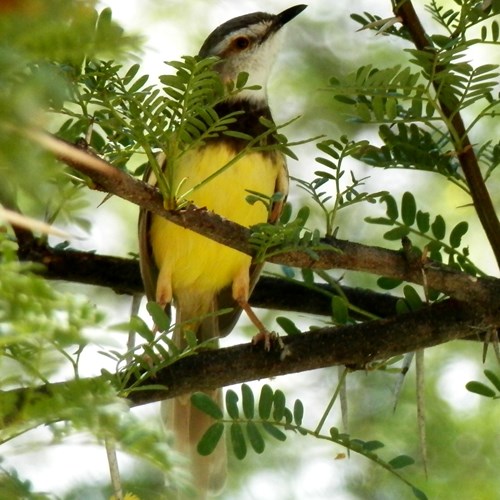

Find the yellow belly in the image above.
[{"left": 150, "top": 144, "right": 279, "bottom": 299}]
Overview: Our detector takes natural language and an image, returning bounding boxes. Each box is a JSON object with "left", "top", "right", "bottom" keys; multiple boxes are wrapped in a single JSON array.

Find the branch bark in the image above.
[
  {"left": 2, "top": 298, "right": 494, "bottom": 425},
  {"left": 24, "top": 131, "right": 500, "bottom": 312}
]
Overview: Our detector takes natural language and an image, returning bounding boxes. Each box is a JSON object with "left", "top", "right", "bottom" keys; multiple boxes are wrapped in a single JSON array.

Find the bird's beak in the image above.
[{"left": 274, "top": 4, "right": 307, "bottom": 30}]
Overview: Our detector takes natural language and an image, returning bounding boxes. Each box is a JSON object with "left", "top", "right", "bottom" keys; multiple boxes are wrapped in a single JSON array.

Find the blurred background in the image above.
[{"left": 3, "top": 1, "right": 499, "bottom": 499}]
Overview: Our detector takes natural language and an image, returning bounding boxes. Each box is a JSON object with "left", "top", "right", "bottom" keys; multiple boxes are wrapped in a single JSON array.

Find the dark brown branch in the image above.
[
  {"left": 16, "top": 225, "right": 500, "bottom": 315},
  {"left": 1, "top": 298, "right": 494, "bottom": 423},
  {"left": 24, "top": 132, "right": 500, "bottom": 311},
  {"left": 394, "top": 0, "right": 500, "bottom": 268},
  {"left": 15, "top": 237, "right": 397, "bottom": 317},
  {"left": 126, "top": 299, "right": 494, "bottom": 407}
]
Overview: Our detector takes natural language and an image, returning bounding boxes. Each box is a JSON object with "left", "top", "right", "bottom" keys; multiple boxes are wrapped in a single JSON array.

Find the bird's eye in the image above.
[{"left": 234, "top": 36, "right": 250, "bottom": 50}]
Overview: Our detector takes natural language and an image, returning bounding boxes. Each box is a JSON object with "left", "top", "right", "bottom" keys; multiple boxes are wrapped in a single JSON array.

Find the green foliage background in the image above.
[{"left": 0, "top": 0, "right": 498, "bottom": 499}]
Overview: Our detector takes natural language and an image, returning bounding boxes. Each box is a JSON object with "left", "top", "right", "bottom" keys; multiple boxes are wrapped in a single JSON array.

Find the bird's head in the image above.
[{"left": 198, "top": 5, "right": 306, "bottom": 105}]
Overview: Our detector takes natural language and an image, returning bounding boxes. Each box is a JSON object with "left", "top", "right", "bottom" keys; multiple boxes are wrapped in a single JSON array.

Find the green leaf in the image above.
[
  {"left": 128, "top": 74, "right": 149, "bottom": 93},
  {"left": 123, "top": 63, "right": 140, "bottom": 84},
  {"left": 465, "top": 381, "right": 496, "bottom": 398},
  {"left": 389, "top": 454, "right": 415, "bottom": 469},
  {"left": 365, "top": 216, "right": 395, "bottom": 226},
  {"left": 129, "top": 315, "right": 154, "bottom": 342},
  {"left": 241, "top": 384, "right": 255, "bottom": 419},
  {"left": 331, "top": 295, "right": 349, "bottom": 324},
  {"left": 396, "top": 298, "right": 410, "bottom": 315},
  {"left": 146, "top": 301, "right": 170, "bottom": 332},
  {"left": 246, "top": 421, "right": 265, "bottom": 454},
  {"left": 449, "top": 221, "right": 468, "bottom": 248},
  {"left": 403, "top": 285, "right": 423, "bottom": 311},
  {"left": 262, "top": 422, "right": 287, "bottom": 441},
  {"left": 383, "top": 195, "right": 399, "bottom": 220},
  {"left": 416, "top": 210, "right": 430, "bottom": 233},
  {"left": 386, "top": 96, "right": 398, "bottom": 120},
  {"left": 276, "top": 316, "right": 301, "bottom": 335},
  {"left": 223, "top": 130, "right": 253, "bottom": 140},
  {"left": 484, "top": 370, "right": 500, "bottom": 392},
  {"left": 384, "top": 226, "right": 410, "bottom": 240},
  {"left": 191, "top": 392, "right": 223, "bottom": 419},
  {"left": 273, "top": 390, "right": 286, "bottom": 421},
  {"left": 378, "top": 276, "right": 403, "bottom": 289},
  {"left": 431, "top": 215, "right": 446, "bottom": 240},
  {"left": 230, "top": 423, "right": 247, "bottom": 459},
  {"left": 493, "top": 21, "right": 499, "bottom": 42},
  {"left": 293, "top": 399, "right": 304, "bottom": 426},
  {"left": 259, "top": 384, "right": 274, "bottom": 419},
  {"left": 363, "top": 440, "right": 385, "bottom": 451},
  {"left": 412, "top": 487, "right": 429, "bottom": 500},
  {"left": 349, "top": 439, "right": 365, "bottom": 452},
  {"left": 225, "top": 389, "right": 239, "bottom": 419},
  {"left": 284, "top": 408, "right": 294, "bottom": 425},
  {"left": 356, "top": 102, "right": 372, "bottom": 122},
  {"left": 197, "top": 423, "right": 224, "bottom": 456},
  {"left": 401, "top": 192, "right": 417, "bottom": 226},
  {"left": 236, "top": 71, "right": 249, "bottom": 88}
]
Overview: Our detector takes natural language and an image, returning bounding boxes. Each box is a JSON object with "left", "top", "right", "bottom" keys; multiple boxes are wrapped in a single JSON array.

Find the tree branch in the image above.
[
  {"left": 24, "top": 131, "right": 500, "bottom": 312},
  {"left": 2, "top": 298, "right": 495, "bottom": 425},
  {"left": 394, "top": 0, "right": 500, "bottom": 268},
  {"left": 16, "top": 236, "right": 400, "bottom": 318}
]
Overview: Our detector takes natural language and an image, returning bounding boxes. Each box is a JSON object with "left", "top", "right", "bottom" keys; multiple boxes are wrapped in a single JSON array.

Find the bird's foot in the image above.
[{"left": 251, "top": 329, "right": 284, "bottom": 352}]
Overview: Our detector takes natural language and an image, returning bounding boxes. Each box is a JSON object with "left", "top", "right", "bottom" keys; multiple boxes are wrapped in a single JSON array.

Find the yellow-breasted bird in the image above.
[{"left": 138, "top": 5, "right": 306, "bottom": 496}]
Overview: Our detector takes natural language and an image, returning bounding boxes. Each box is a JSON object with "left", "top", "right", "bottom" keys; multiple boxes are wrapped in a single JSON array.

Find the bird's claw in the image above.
[{"left": 251, "top": 330, "right": 284, "bottom": 352}]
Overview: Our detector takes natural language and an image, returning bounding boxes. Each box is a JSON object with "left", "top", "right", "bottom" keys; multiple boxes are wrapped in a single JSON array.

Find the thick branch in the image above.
[
  {"left": 2, "top": 298, "right": 494, "bottom": 423},
  {"left": 17, "top": 238, "right": 401, "bottom": 317},
  {"left": 25, "top": 132, "right": 500, "bottom": 310},
  {"left": 395, "top": 0, "right": 500, "bottom": 268},
  {"left": 127, "top": 299, "right": 493, "bottom": 407}
]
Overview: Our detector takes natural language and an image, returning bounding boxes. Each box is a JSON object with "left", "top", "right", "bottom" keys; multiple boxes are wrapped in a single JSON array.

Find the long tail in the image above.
[{"left": 161, "top": 292, "right": 227, "bottom": 498}]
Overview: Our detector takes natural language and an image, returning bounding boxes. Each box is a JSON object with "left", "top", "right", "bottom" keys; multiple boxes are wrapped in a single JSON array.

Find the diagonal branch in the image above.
[
  {"left": 18, "top": 130, "right": 500, "bottom": 311},
  {"left": 1, "top": 298, "right": 495, "bottom": 425},
  {"left": 394, "top": 0, "right": 500, "bottom": 268}
]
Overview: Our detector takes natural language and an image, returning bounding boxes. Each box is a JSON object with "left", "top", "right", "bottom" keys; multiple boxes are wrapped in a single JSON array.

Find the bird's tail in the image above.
[{"left": 161, "top": 292, "right": 226, "bottom": 498}]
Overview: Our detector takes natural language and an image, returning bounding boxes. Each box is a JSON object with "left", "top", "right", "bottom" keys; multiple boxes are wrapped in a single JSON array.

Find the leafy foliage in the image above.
[
  {"left": 466, "top": 369, "right": 500, "bottom": 399},
  {"left": 336, "top": 2, "right": 500, "bottom": 189},
  {"left": 193, "top": 384, "right": 428, "bottom": 499},
  {"left": 366, "top": 191, "right": 481, "bottom": 276},
  {"left": 294, "top": 136, "right": 388, "bottom": 236}
]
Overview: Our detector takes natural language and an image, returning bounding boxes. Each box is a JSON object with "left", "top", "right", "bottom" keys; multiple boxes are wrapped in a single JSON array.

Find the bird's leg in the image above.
[{"left": 232, "top": 269, "right": 283, "bottom": 351}]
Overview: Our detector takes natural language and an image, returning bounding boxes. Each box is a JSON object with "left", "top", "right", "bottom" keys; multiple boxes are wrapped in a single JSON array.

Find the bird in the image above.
[{"left": 138, "top": 4, "right": 306, "bottom": 497}]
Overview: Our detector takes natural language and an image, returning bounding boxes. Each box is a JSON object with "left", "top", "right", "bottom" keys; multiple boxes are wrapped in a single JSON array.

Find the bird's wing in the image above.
[{"left": 138, "top": 153, "right": 165, "bottom": 304}]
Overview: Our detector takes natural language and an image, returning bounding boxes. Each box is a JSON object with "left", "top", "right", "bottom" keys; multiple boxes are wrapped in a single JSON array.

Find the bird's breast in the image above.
[{"left": 150, "top": 143, "right": 281, "bottom": 294}]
